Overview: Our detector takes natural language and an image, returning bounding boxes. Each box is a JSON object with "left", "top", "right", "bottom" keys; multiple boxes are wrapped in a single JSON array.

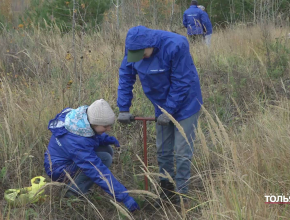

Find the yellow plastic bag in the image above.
[{"left": 4, "top": 176, "right": 47, "bottom": 206}]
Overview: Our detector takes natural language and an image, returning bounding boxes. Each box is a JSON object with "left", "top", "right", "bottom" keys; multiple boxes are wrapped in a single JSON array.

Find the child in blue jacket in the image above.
[{"left": 44, "top": 99, "right": 139, "bottom": 212}]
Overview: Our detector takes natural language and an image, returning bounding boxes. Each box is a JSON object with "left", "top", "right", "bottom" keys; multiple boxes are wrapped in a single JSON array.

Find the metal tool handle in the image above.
[
  {"left": 129, "top": 116, "right": 155, "bottom": 190},
  {"left": 130, "top": 116, "right": 156, "bottom": 122}
]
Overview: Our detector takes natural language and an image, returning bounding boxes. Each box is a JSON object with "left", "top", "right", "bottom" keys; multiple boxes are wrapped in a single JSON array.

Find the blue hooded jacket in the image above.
[
  {"left": 117, "top": 26, "right": 203, "bottom": 121},
  {"left": 183, "top": 5, "right": 212, "bottom": 36},
  {"left": 44, "top": 106, "right": 129, "bottom": 202}
]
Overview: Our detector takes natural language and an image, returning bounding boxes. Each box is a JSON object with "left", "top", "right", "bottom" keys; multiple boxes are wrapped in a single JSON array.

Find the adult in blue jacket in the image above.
[
  {"left": 183, "top": 0, "right": 212, "bottom": 42},
  {"left": 44, "top": 99, "right": 139, "bottom": 212},
  {"left": 117, "top": 26, "right": 203, "bottom": 205}
]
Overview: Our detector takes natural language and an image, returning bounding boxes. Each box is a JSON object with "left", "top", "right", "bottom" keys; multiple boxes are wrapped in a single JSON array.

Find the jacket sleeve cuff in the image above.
[
  {"left": 118, "top": 107, "right": 130, "bottom": 112},
  {"left": 163, "top": 106, "right": 175, "bottom": 115}
]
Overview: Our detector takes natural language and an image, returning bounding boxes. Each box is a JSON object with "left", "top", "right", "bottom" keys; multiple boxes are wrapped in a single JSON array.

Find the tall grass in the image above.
[{"left": 0, "top": 23, "right": 289, "bottom": 219}]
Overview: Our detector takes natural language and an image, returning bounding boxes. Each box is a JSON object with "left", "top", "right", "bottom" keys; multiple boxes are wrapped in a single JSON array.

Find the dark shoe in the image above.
[
  {"left": 160, "top": 180, "right": 175, "bottom": 199},
  {"left": 173, "top": 196, "right": 190, "bottom": 208},
  {"left": 154, "top": 180, "right": 176, "bottom": 208}
]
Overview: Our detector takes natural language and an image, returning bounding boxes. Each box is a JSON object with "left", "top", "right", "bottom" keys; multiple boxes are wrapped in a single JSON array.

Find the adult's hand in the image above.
[
  {"left": 118, "top": 112, "right": 133, "bottom": 124},
  {"left": 157, "top": 113, "right": 171, "bottom": 126}
]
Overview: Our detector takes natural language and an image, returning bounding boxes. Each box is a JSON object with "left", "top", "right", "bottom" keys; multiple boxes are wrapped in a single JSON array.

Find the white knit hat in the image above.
[{"left": 87, "top": 99, "right": 115, "bottom": 126}]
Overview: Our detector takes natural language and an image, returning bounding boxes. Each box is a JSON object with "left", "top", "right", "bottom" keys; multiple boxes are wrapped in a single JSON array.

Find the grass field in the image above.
[{"left": 0, "top": 22, "right": 290, "bottom": 219}]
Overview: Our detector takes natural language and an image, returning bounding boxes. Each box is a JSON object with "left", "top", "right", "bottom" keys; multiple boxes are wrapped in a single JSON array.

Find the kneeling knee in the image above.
[{"left": 100, "top": 153, "right": 113, "bottom": 168}]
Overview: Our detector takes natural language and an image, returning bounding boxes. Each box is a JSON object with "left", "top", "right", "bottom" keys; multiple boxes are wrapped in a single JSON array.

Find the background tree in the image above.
[{"left": 23, "top": 0, "right": 111, "bottom": 32}]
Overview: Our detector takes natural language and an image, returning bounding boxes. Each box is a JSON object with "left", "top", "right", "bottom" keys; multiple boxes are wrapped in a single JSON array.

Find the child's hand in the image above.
[
  {"left": 123, "top": 196, "right": 140, "bottom": 212},
  {"left": 114, "top": 139, "right": 120, "bottom": 148}
]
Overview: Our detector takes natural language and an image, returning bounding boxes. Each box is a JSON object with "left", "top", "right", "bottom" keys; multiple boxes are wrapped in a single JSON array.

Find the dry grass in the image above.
[{"left": 0, "top": 22, "right": 289, "bottom": 219}]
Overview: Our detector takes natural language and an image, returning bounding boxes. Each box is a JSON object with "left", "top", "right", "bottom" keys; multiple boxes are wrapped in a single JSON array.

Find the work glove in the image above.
[
  {"left": 157, "top": 113, "right": 171, "bottom": 126},
  {"left": 118, "top": 112, "right": 133, "bottom": 124},
  {"left": 123, "top": 196, "right": 140, "bottom": 212}
]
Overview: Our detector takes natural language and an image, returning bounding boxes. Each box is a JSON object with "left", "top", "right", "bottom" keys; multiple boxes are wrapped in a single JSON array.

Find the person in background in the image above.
[
  {"left": 44, "top": 99, "right": 139, "bottom": 212},
  {"left": 117, "top": 26, "right": 203, "bottom": 208},
  {"left": 183, "top": 0, "right": 212, "bottom": 45},
  {"left": 198, "top": 5, "right": 212, "bottom": 46},
  {"left": 197, "top": 5, "right": 205, "bottom": 11}
]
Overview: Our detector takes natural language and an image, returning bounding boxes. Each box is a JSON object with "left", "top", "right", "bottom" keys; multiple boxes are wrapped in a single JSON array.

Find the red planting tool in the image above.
[{"left": 131, "top": 116, "right": 156, "bottom": 190}]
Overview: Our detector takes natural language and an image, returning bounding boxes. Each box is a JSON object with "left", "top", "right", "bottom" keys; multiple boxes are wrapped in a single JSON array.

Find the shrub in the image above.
[{"left": 23, "top": 0, "right": 111, "bottom": 32}]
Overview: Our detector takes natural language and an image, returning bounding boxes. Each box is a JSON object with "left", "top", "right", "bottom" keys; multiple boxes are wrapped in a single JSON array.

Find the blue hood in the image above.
[
  {"left": 125, "top": 26, "right": 162, "bottom": 50},
  {"left": 48, "top": 108, "right": 72, "bottom": 137}
]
